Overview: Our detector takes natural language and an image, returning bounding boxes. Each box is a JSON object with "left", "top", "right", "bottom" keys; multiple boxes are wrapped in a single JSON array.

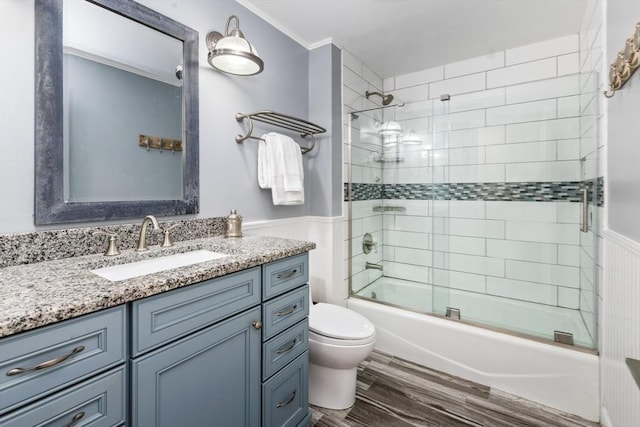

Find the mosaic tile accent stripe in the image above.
[
  {"left": 347, "top": 183, "right": 384, "bottom": 201},
  {"left": 345, "top": 178, "right": 605, "bottom": 207}
]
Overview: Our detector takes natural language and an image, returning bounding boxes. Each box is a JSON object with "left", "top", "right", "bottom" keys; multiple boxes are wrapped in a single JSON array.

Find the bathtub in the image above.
[{"left": 348, "top": 290, "right": 600, "bottom": 421}]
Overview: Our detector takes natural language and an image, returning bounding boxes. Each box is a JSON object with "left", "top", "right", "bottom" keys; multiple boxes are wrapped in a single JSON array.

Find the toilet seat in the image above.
[
  {"left": 308, "top": 329, "right": 376, "bottom": 347},
  {"left": 309, "top": 303, "right": 376, "bottom": 344}
]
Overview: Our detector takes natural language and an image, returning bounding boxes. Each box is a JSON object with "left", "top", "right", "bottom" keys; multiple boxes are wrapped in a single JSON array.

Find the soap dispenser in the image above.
[{"left": 225, "top": 209, "right": 243, "bottom": 238}]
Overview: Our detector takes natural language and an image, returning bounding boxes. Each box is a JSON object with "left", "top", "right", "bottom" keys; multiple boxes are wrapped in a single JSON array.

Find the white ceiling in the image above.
[{"left": 238, "top": 0, "right": 589, "bottom": 79}]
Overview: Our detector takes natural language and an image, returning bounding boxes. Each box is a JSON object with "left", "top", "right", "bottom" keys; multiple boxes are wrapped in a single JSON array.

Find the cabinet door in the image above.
[{"left": 131, "top": 307, "right": 261, "bottom": 427}]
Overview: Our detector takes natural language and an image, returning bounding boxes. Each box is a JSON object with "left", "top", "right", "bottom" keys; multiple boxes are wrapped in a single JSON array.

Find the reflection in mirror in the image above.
[
  {"left": 35, "top": 0, "right": 199, "bottom": 224},
  {"left": 63, "top": 0, "right": 183, "bottom": 202}
]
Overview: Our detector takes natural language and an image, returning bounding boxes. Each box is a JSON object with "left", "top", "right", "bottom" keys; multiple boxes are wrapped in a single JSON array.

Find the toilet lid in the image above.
[{"left": 309, "top": 303, "right": 375, "bottom": 340}]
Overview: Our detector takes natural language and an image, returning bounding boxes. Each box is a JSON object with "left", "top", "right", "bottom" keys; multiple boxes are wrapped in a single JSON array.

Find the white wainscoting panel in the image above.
[
  {"left": 244, "top": 216, "right": 346, "bottom": 305},
  {"left": 601, "top": 229, "right": 640, "bottom": 427}
]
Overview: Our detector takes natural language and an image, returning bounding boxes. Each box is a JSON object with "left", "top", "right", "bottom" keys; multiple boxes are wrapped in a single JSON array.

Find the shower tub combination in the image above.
[{"left": 345, "top": 78, "right": 601, "bottom": 421}]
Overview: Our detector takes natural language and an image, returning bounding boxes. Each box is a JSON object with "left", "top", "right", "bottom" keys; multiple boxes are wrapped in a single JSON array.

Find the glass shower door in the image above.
[{"left": 429, "top": 75, "right": 598, "bottom": 349}]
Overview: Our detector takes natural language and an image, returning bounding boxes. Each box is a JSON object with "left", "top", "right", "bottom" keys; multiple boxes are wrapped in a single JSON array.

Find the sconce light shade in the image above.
[
  {"left": 206, "top": 15, "right": 264, "bottom": 76},
  {"left": 379, "top": 120, "right": 402, "bottom": 136}
]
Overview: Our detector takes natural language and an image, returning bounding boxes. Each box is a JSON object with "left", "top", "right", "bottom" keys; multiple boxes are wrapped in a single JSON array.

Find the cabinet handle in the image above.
[
  {"left": 276, "top": 269, "right": 297, "bottom": 279},
  {"left": 63, "top": 411, "right": 85, "bottom": 427},
  {"left": 252, "top": 320, "right": 262, "bottom": 330},
  {"left": 275, "top": 304, "right": 297, "bottom": 317},
  {"left": 276, "top": 390, "right": 297, "bottom": 408},
  {"left": 6, "top": 346, "right": 85, "bottom": 376},
  {"left": 275, "top": 338, "right": 297, "bottom": 354}
]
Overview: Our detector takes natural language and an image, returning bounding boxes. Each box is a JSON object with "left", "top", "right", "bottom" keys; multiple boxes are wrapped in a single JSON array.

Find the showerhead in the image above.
[{"left": 365, "top": 90, "right": 394, "bottom": 106}]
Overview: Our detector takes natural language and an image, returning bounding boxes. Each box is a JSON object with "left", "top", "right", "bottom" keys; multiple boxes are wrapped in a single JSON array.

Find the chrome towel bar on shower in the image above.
[{"left": 235, "top": 110, "right": 326, "bottom": 154}]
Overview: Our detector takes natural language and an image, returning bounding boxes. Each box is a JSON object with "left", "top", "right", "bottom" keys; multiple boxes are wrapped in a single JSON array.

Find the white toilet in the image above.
[{"left": 307, "top": 300, "right": 377, "bottom": 409}]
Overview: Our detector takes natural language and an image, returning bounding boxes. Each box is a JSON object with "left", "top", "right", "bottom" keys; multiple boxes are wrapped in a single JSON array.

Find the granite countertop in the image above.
[{"left": 0, "top": 235, "right": 315, "bottom": 338}]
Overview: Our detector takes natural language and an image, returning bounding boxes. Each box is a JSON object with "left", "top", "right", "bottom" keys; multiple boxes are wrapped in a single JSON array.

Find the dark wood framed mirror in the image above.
[{"left": 35, "top": 0, "right": 199, "bottom": 224}]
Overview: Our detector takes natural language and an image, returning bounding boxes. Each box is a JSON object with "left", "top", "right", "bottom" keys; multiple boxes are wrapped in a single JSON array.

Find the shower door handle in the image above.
[{"left": 581, "top": 189, "right": 589, "bottom": 233}]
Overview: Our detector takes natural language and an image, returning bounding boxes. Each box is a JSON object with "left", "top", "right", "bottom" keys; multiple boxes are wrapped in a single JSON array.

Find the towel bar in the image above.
[{"left": 235, "top": 110, "right": 326, "bottom": 154}]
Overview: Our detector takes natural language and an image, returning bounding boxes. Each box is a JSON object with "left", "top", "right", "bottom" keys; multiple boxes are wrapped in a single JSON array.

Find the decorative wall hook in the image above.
[{"left": 604, "top": 22, "right": 640, "bottom": 98}]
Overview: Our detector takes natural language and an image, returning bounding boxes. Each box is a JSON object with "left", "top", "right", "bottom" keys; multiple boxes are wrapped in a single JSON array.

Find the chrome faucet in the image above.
[
  {"left": 136, "top": 215, "right": 160, "bottom": 251},
  {"left": 365, "top": 262, "right": 383, "bottom": 271}
]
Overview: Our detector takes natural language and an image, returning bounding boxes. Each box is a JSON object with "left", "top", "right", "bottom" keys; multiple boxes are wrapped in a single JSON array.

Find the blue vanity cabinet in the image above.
[
  {"left": 0, "top": 252, "right": 312, "bottom": 426},
  {"left": 261, "top": 254, "right": 311, "bottom": 427},
  {"left": 129, "top": 267, "right": 262, "bottom": 427},
  {"left": 0, "top": 306, "right": 127, "bottom": 425}
]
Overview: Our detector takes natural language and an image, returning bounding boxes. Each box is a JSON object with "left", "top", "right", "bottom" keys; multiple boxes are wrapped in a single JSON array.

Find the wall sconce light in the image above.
[
  {"left": 206, "top": 15, "right": 264, "bottom": 76},
  {"left": 604, "top": 22, "right": 639, "bottom": 98}
]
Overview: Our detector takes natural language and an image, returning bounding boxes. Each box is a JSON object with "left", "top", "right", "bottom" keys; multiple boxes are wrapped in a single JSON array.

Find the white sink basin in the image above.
[{"left": 91, "top": 250, "right": 227, "bottom": 282}]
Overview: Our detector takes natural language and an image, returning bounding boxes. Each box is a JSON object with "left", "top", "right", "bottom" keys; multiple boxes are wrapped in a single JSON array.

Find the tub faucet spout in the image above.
[{"left": 365, "top": 262, "right": 383, "bottom": 271}]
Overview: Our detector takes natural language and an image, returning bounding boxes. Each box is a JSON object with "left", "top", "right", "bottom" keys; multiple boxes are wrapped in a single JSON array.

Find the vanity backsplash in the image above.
[{"left": 0, "top": 217, "right": 227, "bottom": 268}]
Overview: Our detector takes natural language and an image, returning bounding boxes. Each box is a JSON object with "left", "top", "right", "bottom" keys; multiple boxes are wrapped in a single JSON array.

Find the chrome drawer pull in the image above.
[
  {"left": 276, "top": 390, "right": 297, "bottom": 408},
  {"left": 6, "top": 345, "right": 85, "bottom": 376},
  {"left": 63, "top": 411, "right": 85, "bottom": 427},
  {"left": 275, "top": 338, "right": 297, "bottom": 354},
  {"left": 275, "top": 304, "right": 297, "bottom": 317},
  {"left": 276, "top": 269, "right": 297, "bottom": 279}
]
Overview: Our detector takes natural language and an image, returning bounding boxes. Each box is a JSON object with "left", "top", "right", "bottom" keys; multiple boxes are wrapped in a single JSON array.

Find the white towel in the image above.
[{"left": 257, "top": 132, "right": 304, "bottom": 205}]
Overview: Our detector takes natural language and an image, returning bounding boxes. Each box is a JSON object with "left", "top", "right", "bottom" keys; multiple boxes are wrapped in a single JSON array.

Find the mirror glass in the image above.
[
  {"left": 35, "top": 0, "right": 199, "bottom": 224},
  {"left": 63, "top": 0, "right": 183, "bottom": 202}
]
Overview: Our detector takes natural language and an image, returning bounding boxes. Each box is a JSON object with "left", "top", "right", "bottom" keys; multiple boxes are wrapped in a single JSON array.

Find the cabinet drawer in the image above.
[
  {"left": 0, "top": 306, "right": 126, "bottom": 415},
  {"left": 262, "top": 285, "right": 309, "bottom": 341},
  {"left": 0, "top": 366, "right": 126, "bottom": 427},
  {"left": 263, "top": 319, "right": 308, "bottom": 380},
  {"left": 131, "top": 267, "right": 260, "bottom": 356},
  {"left": 263, "top": 253, "right": 309, "bottom": 300},
  {"left": 262, "top": 351, "right": 309, "bottom": 427}
]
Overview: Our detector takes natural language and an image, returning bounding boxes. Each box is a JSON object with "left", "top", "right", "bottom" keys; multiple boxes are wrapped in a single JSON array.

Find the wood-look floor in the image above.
[{"left": 310, "top": 351, "right": 599, "bottom": 427}]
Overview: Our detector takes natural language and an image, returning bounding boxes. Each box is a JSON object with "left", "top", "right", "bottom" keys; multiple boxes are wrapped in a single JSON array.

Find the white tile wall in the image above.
[
  {"left": 486, "top": 99, "right": 557, "bottom": 126},
  {"left": 485, "top": 141, "right": 557, "bottom": 164},
  {"left": 506, "top": 74, "right": 581, "bottom": 104},
  {"left": 486, "top": 239, "right": 558, "bottom": 264},
  {"left": 447, "top": 218, "right": 505, "bottom": 239},
  {"left": 506, "top": 260, "right": 580, "bottom": 288},
  {"left": 506, "top": 118, "right": 580, "bottom": 143},
  {"left": 487, "top": 276, "right": 558, "bottom": 305},
  {"left": 447, "top": 253, "right": 504, "bottom": 277},
  {"left": 445, "top": 51, "right": 505, "bottom": 79},
  {"left": 487, "top": 58, "right": 557, "bottom": 88},
  {"left": 505, "top": 160, "right": 580, "bottom": 182},
  {"left": 430, "top": 73, "right": 486, "bottom": 99},
  {"left": 506, "top": 221, "right": 579, "bottom": 245}
]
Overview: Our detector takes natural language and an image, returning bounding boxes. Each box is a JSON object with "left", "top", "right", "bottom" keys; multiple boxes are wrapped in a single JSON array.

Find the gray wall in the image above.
[
  {"left": 607, "top": 0, "right": 640, "bottom": 243},
  {"left": 308, "top": 44, "right": 343, "bottom": 217},
  {"left": 0, "top": 0, "right": 338, "bottom": 233}
]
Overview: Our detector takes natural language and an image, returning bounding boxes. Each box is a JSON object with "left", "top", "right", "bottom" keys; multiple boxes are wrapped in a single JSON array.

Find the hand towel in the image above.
[{"left": 257, "top": 132, "right": 304, "bottom": 205}]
